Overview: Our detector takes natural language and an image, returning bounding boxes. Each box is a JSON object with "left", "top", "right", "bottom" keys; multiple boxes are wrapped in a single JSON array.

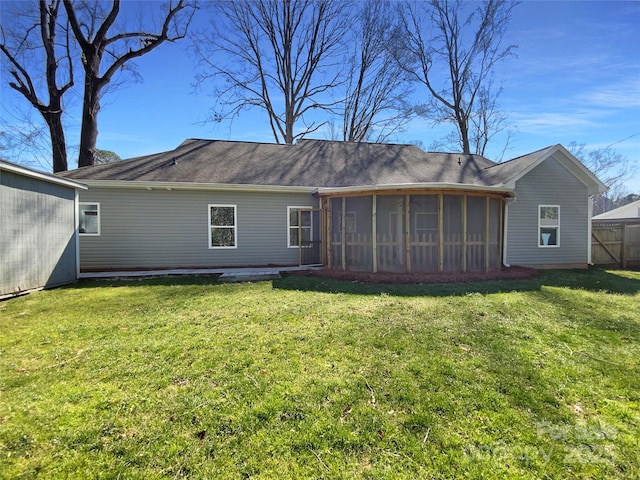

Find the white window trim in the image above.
[
  {"left": 538, "top": 204, "right": 560, "bottom": 248},
  {"left": 339, "top": 211, "right": 357, "bottom": 234},
  {"left": 287, "top": 206, "right": 313, "bottom": 248},
  {"left": 79, "top": 202, "right": 101, "bottom": 236},
  {"left": 413, "top": 211, "right": 438, "bottom": 236},
  {"left": 208, "top": 204, "right": 237, "bottom": 249}
]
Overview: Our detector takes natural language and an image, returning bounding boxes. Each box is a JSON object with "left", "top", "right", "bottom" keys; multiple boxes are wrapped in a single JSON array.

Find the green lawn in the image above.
[{"left": 1, "top": 269, "right": 638, "bottom": 479}]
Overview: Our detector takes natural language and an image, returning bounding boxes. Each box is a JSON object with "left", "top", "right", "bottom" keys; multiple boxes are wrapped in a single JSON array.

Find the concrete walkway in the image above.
[{"left": 79, "top": 265, "right": 320, "bottom": 283}]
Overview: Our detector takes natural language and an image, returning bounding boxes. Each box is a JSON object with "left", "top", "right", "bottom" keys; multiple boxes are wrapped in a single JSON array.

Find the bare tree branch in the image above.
[
  {"left": 0, "top": 0, "right": 74, "bottom": 172},
  {"left": 63, "top": 0, "right": 195, "bottom": 167},
  {"left": 193, "top": 0, "right": 350, "bottom": 144},
  {"left": 340, "top": 1, "right": 413, "bottom": 143},
  {"left": 568, "top": 141, "right": 637, "bottom": 213},
  {"left": 394, "top": 0, "right": 517, "bottom": 155}
]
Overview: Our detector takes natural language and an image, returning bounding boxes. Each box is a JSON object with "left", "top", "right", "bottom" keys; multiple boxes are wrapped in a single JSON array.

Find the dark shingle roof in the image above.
[
  {"left": 478, "top": 145, "right": 557, "bottom": 186},
  {"left": 59, "top": 139, "right": 501, "bottom": 188}
]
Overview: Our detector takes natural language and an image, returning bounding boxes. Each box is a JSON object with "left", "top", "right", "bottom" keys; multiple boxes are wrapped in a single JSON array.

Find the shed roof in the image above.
[
  {"left": 592, "top": 199, "right": 640, "bottom": 220},
  {"left": 1, "top": 159, "right": 87, "bottom": 190}
]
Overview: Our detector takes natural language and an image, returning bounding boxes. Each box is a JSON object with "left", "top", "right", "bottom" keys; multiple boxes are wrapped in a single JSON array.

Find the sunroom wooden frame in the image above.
[{"left": 318, "top": 188, "right": 508, "bottom": 273}]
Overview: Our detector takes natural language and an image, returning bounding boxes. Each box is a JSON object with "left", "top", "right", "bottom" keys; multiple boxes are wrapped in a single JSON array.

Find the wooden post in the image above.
[
  {"left": 485, "top": 196, "right": 490, "bottom": 272},
  {"left": 438, "top": 194, "right": 444, "bottom": 272},
  {"left": 324, "top": 197, "right": 331, "bottom": 268},
  {"left": 622, "top": 222, "right": 627, "bottom": 269},
  {"left": 462, "top": 196, "right": 467, "bottom": 272},
  {"left": 498, "top": 198, "right": 504, "bottom": 269},
  {"left": 341, "top": 197, "right": 346, "bottom": 270},
  {"left": 372, "top": 194, "right": 377, "bottom": 273},
  {"left": 404, "top": 194, "right": 411, "bottom": 273},
  {"left": 297, "top": 209, "right": 302, "bottom": 266}
]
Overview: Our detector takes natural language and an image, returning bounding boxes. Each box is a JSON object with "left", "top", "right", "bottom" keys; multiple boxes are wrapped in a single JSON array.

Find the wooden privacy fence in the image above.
[{"left": 591, "top": 220, "right": 640, "bottom": 269}]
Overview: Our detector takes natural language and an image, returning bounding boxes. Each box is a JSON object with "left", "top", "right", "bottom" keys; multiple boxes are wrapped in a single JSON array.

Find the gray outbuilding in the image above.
[{"left": 1, "top": 160, "right": 86, "bottom": 298}]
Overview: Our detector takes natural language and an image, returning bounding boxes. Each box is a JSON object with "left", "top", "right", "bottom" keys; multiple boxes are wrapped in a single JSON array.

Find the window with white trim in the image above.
[
  {"left": 414, "top": 212, "right": 437, "bottom": 237},
  {"left": 79, "top": 203, "right": 100, "bottom": 235},
  {"left": 338, "top": 211, "right": 357, "bottom": 234},
  {"left": 288, "top": 206, "right": 312, "bottom": 248},
  {"left": 209, "top": 205, "right": 237, "bottom": 248},
  {"left": 539, "top": 205, "right": 559, "bottom": 247}
]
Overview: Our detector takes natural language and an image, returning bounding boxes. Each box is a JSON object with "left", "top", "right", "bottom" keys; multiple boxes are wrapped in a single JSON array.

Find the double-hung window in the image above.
[
  {"left": 209, "top": 205, "right": 237, "bottom": 248},
  {"left": 539, "top": 205, "right": 559, "bottom": 247},
  {"left": 288, "top": 206, "right": 312, "bottom": 248},
  {"left": 79, "top": 203, "right": 100, "bottom": 236}
]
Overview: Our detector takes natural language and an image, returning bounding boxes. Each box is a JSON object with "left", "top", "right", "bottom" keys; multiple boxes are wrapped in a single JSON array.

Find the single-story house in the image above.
[
  {"left": 58, "top": 139, "right": 606, "bottom": 273},
  {"left": 1, "top": 160, "right": 86, "bottom": 297}
]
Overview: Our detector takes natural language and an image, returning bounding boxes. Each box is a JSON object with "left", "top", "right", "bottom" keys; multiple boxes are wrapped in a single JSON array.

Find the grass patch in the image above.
[{"left": 1, "top": 269, "right": 638, "bottom": 478}]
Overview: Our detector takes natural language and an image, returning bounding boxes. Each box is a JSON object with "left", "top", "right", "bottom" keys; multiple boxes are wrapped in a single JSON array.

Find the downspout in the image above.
[
  {"left": 587, "top": 194, "right": 594, "bottom": 265},
  {"left": 502, "top": 194, "right": 517, "bottom": 268}
]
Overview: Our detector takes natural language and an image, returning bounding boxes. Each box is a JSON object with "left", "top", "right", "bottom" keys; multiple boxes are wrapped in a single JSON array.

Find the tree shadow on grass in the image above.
[{"left": 273, "top": 268, "right": 640, "bottom": 298}]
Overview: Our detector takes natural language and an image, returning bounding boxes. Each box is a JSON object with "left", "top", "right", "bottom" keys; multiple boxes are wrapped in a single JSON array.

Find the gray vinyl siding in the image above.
[
  {"left": 78, "top": 187, "right": 318, "bottom": 270},
  {"left": 1, "top": 170, "right": 78, "bottom": 295},
  {"left": 506, "top": 155, "right": 590, "bottom": 267}
]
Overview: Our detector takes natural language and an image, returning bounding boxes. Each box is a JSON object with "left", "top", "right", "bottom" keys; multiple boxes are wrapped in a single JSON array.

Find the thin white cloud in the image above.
[
  {"left": 578, "top": 78, "right": 640, "bottom": 109},
  {"left": 512, "top": 111, "right": 600, "bottom": 130}
]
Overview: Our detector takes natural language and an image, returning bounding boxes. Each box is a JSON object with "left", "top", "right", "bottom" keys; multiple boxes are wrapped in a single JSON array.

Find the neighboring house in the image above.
[
  {"left": 1, "top": 160, "right": 86, "bottom": 297},
  {"left": 58, "top": 139, "right": 605, "bottom": 273},
  {"left": 592, "top": 200, "right": 640, "bottom": 221}
]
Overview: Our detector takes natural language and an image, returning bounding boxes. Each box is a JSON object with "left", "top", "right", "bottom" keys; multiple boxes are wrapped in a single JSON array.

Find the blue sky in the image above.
[{"left": 2, "top": 1, "right": 639, "bottom": 192}]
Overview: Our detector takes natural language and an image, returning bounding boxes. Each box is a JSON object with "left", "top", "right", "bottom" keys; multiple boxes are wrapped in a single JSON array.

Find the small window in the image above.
[
  {"left": 288, "top": 206, "right": 312, "bottom": 248},
  {"left": 79, "top": 203, "right": 100, "bottom": 236},
  {"left": 209, "top": 205, "right": 237, "bottom": 248},
  {"left": 539, "top": 205, "right": 559, "bottom": 247}
]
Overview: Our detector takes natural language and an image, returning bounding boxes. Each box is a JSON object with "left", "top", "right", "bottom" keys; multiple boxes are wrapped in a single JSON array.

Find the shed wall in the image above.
[
  {"left": 506, "top": 155, "right": 590, "bottom": 267},
  {"left": 78, "top": 187, "right": 318, "bottom": 270},
  {"left": 1, "top": 170, "right": 78, "bottom": 295}
]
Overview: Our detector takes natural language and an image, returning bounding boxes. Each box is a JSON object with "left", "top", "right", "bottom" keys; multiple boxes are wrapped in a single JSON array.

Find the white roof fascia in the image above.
[
  {"left": 1, "top": 161, "right": 87, "bottom": 190},
  {"left": 317, "top": 182, "right": 513, "bottom": 195},
  {"left": 76, "top": 179, "right": 317, "bottom": 193}
]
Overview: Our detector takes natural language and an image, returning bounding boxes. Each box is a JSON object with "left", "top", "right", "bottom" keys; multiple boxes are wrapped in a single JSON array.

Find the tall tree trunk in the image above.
[
  {"left": 78, "top": 77, "right": 100, "bottom": 168},
  {"left": 458, "top": 116, "right": 471, "bottom": 154},
  {"left": 45, "top": 113, "right": 68, "bottom": 173},
  {"left": 63, "top": 0, "right": 193, "bottom": 167}
]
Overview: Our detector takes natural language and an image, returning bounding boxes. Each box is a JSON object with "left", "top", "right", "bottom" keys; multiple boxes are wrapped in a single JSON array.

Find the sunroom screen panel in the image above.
[
  {"left": 376, "top": 195, "right": 405, "bottom": 272},
  {"left": 466, "top": 196, "right": 486, "bottom": 272},
  {"left": 346, "top": 196, "right": 373, "bottom": 271},
  {"left": 410, "top": 195, "right": 438, "bottom": 272},
  {"left": 443, "top": 195, "right": 463, "bottom": 272}
]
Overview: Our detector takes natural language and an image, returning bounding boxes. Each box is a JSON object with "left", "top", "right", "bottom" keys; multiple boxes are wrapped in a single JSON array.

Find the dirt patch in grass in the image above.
[{"left": 287, "top": 266, "right": 539, "bottom": 284}]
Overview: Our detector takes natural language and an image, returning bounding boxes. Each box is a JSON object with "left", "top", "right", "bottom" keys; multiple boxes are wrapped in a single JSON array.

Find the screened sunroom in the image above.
[{"left": 320, "top": 191, "right": 506, "bottom": 273}]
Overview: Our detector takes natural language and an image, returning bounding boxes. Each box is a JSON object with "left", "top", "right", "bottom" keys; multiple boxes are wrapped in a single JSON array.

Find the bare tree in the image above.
[
  {"left": 340, "top": 1, "right": 412, "bottom": 143},
  {"left": 0, "top": 0, "right": 74, "bottom": 172},
  {"left": 63, "top": 0, "right": 195, "bottom": 167},
  {"left": 568, "top": 141, "right": 637, "bottom": 213},
  {"left": 395, "top": 0, "right": 517, "bottom": 155},
  {"left": 193, "top": 0, "right": 349, "bottom": 144}
]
